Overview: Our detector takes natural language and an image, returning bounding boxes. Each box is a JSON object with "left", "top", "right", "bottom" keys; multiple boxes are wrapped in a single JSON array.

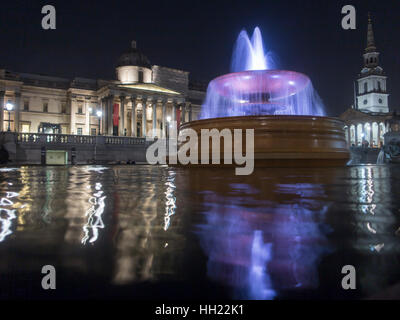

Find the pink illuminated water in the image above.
[{"left": 200, "top": 27, "right": 325, "bottom": 119}]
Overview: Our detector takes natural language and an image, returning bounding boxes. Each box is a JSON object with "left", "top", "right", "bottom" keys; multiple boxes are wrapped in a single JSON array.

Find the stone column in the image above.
[
  {"left": 85, "top": 98, "right": 90, "bottom": 135},
  {"left": 0, "top": 91, "right": 5, "bottom": 132},
  {"left": 181, "top": 103, "right": 186, "bottom": 124},
  {"left": 369, "top": 122, "right": 373, "bottom": 147},
  {"left": 152, "top": 99, "right": 157, "bottom": 134},
  {"left": 142, "top": 100, "right": 147, "bottom": 137},
  {"left": 162, "top": 101, "right": 166, "bottom": 138},
  {"left": 131, "top": 96, "right": 137, "bottom": 137},
  {"left": 363, "top": 124, "right": 366, "bottom": 144},
  {"left": 108, "top": 95, "right": 114, "bottom": 135},
  {"left": 355, "top": 124, "right": 358, "bottom": 146},
  {"left": 378, "top": 123, "right": 381, "bottom": 147},
  {"left": 101, "top": 98, "right": 106, "bottom": 134},
  {"left": 120, "top": 96, "right": 125, "bottom": 136},
  {"left": 70, "top": 98, "right": 76, "bottom": 134},
  {"left": 172, "top": 102, "right": 176, "bottom": 122},
  {"left": 189, "top": 103, "right": 192, "bottom": 122},
  {"left": 14, "top": 92, "right": 21, "bottom": 132}
]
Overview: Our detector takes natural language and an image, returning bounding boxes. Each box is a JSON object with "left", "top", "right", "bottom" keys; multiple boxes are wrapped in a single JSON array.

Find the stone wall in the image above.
[
  {"left": 349, "top": 147, "right": 380, "bottom": 164},
  {"left": 152, "top": 65, "right": 189, "bottom": 95}
]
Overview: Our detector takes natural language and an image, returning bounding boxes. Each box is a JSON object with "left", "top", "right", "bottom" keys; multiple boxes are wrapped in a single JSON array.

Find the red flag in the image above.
[{"left": 113, "top": 103, "right": 119, "bottom": 126}]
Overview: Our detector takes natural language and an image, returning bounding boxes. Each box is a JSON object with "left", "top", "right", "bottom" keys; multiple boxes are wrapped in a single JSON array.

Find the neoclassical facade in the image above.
[
  {"left": 0, "top": 40, "right": 206, "bottom": 137},
  {"left": 340, "top": 15, "right": 394, "bottom": 147}
]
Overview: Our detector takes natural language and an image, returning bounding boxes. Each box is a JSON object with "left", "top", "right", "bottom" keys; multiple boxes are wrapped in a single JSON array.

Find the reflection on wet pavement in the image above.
[{"left": 0, "top": 165, "right": 399, "bottom": 299}]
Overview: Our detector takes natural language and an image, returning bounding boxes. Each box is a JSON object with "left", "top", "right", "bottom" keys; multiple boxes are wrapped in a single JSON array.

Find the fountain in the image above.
[{"left": 180, "top": 27, "right": 349, "bottom": 167}]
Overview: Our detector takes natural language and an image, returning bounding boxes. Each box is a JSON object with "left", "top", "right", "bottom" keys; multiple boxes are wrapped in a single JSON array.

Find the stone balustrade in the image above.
[
  {"left": 1, "top": 131, "right": 150, "bottom": 164},
  {"left": 17, "top": 132, "right": 146, "bottom": 145}
]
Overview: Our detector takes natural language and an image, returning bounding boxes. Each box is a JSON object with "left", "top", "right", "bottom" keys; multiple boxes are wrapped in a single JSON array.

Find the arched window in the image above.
[
  {"left": 364, "top": 82, "right": 368, "bottom": 93},
  {"left": 138, "top": 70, "right": 144, "bottom": 83},
  {"left": 378, "top": 81, "right": 382, "bottom": 91}
]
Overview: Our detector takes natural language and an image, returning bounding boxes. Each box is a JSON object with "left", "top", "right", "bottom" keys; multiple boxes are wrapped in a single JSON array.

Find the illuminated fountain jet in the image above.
[{"left": 200, "top": 27, "right": 324, "bottom": 119}]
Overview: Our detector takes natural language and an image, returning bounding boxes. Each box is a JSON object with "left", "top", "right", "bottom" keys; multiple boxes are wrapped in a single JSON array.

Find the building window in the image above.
[
  {"left": 43, "top": 102, "right": 48, "bottom": 112},
  {"left": 363, "top": 99, "right": 368, "bottom": 105},
  {"left": 378, "top": 98, "right": 383, "bottom": 104},
  {"left": 364, "top": 83, "right": 368, "bottom": 93},
  {"left": 21, "top": 124, "right": 30, "bottom": 133},
  {"left": 78, "top": 104, "right": 83, "bottom": 114},
  {"left": 23, "top": 100, "right": 29, "bottom": 111},
  {"left": 138, "top": 70, "right": 144, "bottom": 83},
  {"left": 61, "top": 103, "right": 66, "bottom": 113},
  {"left": 91, "top": 128, "right": 96, "bottom": 136},
  {"left": 378, "top": 81, "right": 382, "bottom": 91},
  {"left": 77, "top": 128, "right": 83, "bottom": 135}
]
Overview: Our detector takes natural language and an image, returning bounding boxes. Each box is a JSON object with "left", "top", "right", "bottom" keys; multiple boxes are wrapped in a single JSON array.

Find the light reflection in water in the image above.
[
  {"left": 350, "top": 166, "right": 392, "bottom": 253},
  {"left": 164, "top": 170, "right": 176, "bottom": 231},
  {"left": 82, "top": 182, "right": 106, "bottom": 245},
  {"left": 248, "top": 230, "right": 275, "bottom": 300},
  {"left": 195, "top": 177, "right": 330, "bottom": 300},
  {"left": 0, "top": 165, "right": 398, "bottom": 299},
  {"left": 0, "top": 192, "right": 18, "bottom": 242}
]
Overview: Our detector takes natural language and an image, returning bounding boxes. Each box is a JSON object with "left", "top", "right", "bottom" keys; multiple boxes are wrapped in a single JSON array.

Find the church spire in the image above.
[
  {"left": 365, "top": 13, "right": 377, "bottom": 53},
  {"left": 362, "top": 13, "right": 380, "bottom": 69}
]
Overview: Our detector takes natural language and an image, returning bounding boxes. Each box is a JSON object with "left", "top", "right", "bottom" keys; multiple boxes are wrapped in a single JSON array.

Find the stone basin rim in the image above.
[{"left": 181, "top": 115, "right": 346, "bottom": 129}]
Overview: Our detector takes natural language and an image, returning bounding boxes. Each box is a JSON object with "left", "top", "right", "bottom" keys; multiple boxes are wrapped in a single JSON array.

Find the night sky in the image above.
[{"left": 0, "top": 0, "right": 399, "bottom": 116}]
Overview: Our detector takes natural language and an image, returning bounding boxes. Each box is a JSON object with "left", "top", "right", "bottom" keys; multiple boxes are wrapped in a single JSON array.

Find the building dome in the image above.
[{"left": 116, "top": 41, "right": 151, "bottom": 68}]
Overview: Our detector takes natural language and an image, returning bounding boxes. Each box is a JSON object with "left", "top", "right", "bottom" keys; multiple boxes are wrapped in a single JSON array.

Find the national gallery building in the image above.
[{"left": 0, "top": 41, "right": 206, "bottom": 137}]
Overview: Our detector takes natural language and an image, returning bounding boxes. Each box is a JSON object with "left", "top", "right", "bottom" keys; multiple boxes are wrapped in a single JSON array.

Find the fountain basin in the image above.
[
  {"left": 201, "top": 70, "right": 324, "bottom": 118},
  {"left": 213, "top": 70, "right": 310, "bottom": 102},
  {"left": 179, "top": 115, "right": 349, "bottom": 167}
]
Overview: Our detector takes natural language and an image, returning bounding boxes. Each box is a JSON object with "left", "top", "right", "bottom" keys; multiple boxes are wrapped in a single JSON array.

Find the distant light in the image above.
[
  {"left": 89, "top": 107, "right": 93, "bottom": 112},
  {"left": 239, "top": 99, "right": 248, "bottom": 104},
  {"left": 5, "top": 103, "right": 13, "bottom": 111},
  {"left": 96, "top": 110, "right": 102, "bottom": 117},
  {"left": 288, "top": 81, "right": 295, "bottom": 85},
  {"left": 167, "top": 116, "right": 171, "bottom": 122}
]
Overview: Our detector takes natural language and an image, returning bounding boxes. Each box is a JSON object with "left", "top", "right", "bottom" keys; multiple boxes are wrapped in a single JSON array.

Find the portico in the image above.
[{"left": 96, "top": 89, "right": 189, "bottom": 138}]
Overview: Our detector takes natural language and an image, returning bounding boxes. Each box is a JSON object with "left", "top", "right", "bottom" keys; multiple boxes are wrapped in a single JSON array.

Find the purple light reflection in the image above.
[{"left": 195, "top": 183, "right": 331, "bottom": 299}]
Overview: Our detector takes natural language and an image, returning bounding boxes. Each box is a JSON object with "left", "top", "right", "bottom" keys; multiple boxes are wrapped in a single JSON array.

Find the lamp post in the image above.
[
  {"left": 5, "top": 103, "right": 13, "bottom": 132},
  {"left": 96, "top": 110, "right": 102, "bottom": 135}
]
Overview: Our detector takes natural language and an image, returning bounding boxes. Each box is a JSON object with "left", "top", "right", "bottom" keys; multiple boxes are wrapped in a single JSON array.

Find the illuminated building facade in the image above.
[{"left": 0, "top": 40, "right": 206, "bottom": 137}]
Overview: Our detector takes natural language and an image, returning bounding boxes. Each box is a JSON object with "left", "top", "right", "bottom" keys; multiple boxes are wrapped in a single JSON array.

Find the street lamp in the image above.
[
  {"left": 96, "top": 110, "right": 102, "bottom": 135},
  {"left": 5, "top": 103, "right": 13, "bottom": 132}
]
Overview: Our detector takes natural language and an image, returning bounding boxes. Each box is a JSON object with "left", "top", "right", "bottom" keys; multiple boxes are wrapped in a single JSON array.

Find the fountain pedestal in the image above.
[{"left": 180, "top": 115, "right": 349, "bottom": 167}]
